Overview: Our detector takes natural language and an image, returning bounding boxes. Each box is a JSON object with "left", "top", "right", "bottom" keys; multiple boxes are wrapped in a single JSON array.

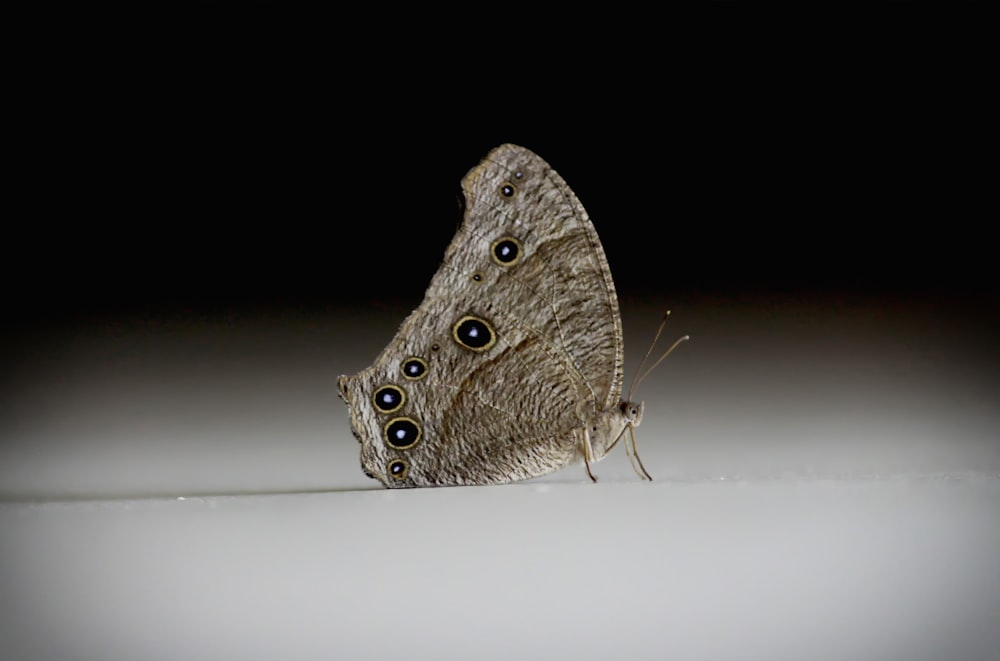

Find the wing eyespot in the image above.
[
  {"left": 384, "top": 417, "right": 422, "bottom": 450},
  {"left": 490, "top": 237, "right": 521, "bottom": 266},
  {"left": 452, "top": 315, "right": 496, "bottom": 352},
  {"left": 401, "top": 357, "right": 428, "bottom": 380},
  {"left": 372, "top": 385, "right": 405, "bottom": 413}
]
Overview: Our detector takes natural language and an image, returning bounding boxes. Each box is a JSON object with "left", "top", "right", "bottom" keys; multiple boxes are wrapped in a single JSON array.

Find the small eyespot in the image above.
[
  {"left": 431, "top": 343, "right": 440, "bottom": 352},
  {"left": 500, "top": 183, "right": 515, "bottom": 197},
  {"left": 491, "top": 237, "right": 521, "bottom": 266},
  {"left": 514, "top": 170, "right": 524, "bottom": 179},
  {"left": 388, "top": 459, "right": 409, "bottom": 480},
  {"left": 452, "top": 315, "right": 496, "bottom": 352},
  {"left": 384, "top": 417, "right": 422, "bottom": 450},
  {"left": 401, "top": 357, "right": 428, "bottom": 380},
  {"left": 472, "top": 272, "right": 483, "bottom": 282},
  {"left": 373, "top": 385, "right": 405, "bottom": 413}
]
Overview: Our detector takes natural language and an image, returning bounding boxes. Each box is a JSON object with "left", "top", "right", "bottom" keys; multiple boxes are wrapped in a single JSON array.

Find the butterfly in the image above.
[{"left": 337, "top": 144, "right": 686, "bottom": 487}]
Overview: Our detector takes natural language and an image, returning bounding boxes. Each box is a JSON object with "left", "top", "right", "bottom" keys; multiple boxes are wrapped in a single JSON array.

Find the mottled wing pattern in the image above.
[
  {"left": 446, "top": 144, "right": 624, "bottom": 409},
  {"left": 339, "top": 144, "right": 624, "bottom": 487}
]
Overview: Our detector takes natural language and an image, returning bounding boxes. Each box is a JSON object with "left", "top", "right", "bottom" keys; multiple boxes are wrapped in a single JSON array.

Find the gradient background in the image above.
[{"left": 2, "top": 5, "right": 997, "bottom": 660}]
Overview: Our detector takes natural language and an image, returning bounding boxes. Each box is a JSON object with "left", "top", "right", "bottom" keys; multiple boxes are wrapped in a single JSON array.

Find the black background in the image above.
[{"left": 6, "top": 3, "right": 991, "bottom": 330}]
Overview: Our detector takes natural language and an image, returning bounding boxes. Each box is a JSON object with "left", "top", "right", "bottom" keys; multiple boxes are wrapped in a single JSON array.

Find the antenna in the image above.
[{"left": 627, "top": 310, "right": 690, "bottom": 402}]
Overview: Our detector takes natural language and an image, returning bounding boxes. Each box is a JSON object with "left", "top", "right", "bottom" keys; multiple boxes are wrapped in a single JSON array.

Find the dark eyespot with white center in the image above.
[
  {"left": 372, "top": 385, "right": 405, "bottom": 414},
  {"left": 384, "top": 417, "right": 422, "bottom": 450},
  {"left": 452, "top": 316, "right": 496, "bottom": 352},
  {"left": 401, "top": 357, "right": 427, "bottom": 380},
  {"left": 388, "top": 459, "right": 409, "bottom": 480},
  {"left": 500, "top": 183, "right": 515, "bottom": 197},
  {"left": 491, "top": 237, "right": 521, "bottom": 266}
]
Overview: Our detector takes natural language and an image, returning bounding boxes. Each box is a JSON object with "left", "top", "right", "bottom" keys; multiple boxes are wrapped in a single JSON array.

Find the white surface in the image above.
[
  {"left": 3, "top": 477, "right": 998, "bottom": 661},
  {"left": 2, "top": 295, "right": 998, "bottom": 660}
]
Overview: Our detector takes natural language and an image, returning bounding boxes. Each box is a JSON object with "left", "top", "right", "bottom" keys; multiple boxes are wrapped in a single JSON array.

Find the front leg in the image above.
[{"left": 580, "top": 426, "right": 598, "bottom": 483}]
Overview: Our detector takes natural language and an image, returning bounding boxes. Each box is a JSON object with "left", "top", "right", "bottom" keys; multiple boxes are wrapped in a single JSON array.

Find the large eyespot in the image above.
[
  {"left": 401, "top": 357, "right": 427, "bottom": 380},
  {"left": 491, "top": 237, "right": 521, "bottom": 266},
  {"left": 384, "top": 417, "right": 422, "bottom": 449},
  {"left": 452, "top": 315, "right": 496, "bottom": 352},
  {"left": 500, "top": 183, "right": 515, "bottom": 197},
  {"left": 388, "top": 459, "right": 409, "bottom": 480},
  {"left": 372, "top": 385, "right": 405, "bottom": 413}
]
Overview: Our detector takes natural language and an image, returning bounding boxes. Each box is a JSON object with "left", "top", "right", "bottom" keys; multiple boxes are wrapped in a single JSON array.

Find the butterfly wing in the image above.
[{"left": 339, "top": 144, "right": 624, "bottom": 487}]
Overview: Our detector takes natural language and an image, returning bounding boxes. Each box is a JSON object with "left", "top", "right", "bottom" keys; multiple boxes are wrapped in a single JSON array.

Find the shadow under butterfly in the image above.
[{"left": 338, "top": 144, "right": 687, "bottom": 487}]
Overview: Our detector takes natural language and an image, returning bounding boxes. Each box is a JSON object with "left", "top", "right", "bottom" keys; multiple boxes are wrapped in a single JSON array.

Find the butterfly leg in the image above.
[
  {"left": 625, "top": 426, "right": 653, "bottom": 481},
  {"left": 581, "top": 427, "right": 598, "bottom": 483}
]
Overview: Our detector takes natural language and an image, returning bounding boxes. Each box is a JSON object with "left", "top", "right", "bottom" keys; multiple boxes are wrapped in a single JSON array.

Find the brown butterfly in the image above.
[{"left": 338, "top": 144, "right": 686, "bottom": 487}]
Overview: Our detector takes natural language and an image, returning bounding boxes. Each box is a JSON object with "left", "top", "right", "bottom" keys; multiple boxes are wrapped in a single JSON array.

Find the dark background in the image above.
[{"left": 5, "top": 4, "right": 991, "bottom": 331}]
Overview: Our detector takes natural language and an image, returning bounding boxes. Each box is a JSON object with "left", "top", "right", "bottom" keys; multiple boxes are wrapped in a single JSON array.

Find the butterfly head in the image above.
[{"left": 620, "top": 400, "right": 644, "bottom": 428}]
